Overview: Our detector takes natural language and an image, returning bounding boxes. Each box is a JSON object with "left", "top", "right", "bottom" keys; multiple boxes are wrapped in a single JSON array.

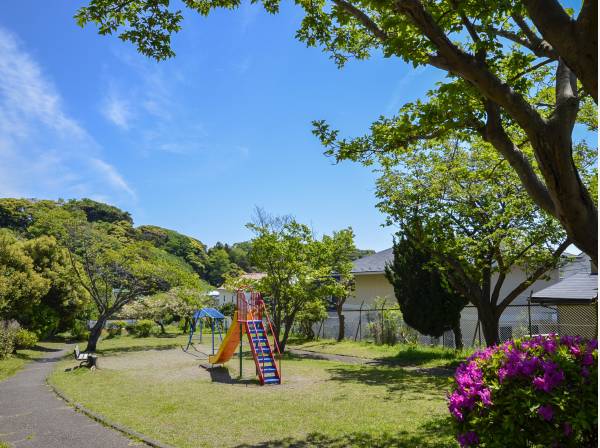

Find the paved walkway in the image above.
[
  {"left": 0, "top": 346, "right": 144, "bottom": 448},
  {"left": 287, "top": 348, "right": 455, "bottom": 376}
]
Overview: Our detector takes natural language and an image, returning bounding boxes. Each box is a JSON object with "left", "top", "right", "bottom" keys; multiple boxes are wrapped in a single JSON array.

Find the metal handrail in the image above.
[
  {"left": 256, "top": 295, "right": 282, "bottom": 381},
  {"left": 236, "top": 289, "right": 282, "bottom": 383},
  {"left": 237, "top": 289, "right": 269, "bottom": 383}
]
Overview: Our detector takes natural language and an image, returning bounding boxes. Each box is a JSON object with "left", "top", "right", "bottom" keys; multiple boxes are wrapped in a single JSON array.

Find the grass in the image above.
[
  {"left": 0, "top": 341, "right": 64, "bottom": 382},
  {"left": 289, "top": 339, "right": 471, "bottom": 369},
  {"left": 49, "top": 334, "right": 457, "bottom": 448}
]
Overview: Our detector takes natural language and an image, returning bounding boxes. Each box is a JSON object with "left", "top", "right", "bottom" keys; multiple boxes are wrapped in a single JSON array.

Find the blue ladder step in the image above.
[
  {"left": 252, "top": 337, "right": 268, "bottom": 342},
  {"left": 261, "top": 367, "right": 277, "bottom": 373},
  {"left": 256, "top": 356, "right": 273, "bottom": 361},
  {"left": 263, "top": 378, "right": 280, "bottom": 384}
]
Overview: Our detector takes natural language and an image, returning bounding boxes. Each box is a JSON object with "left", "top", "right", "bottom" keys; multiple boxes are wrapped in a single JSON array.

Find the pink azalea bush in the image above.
[{"left": 448, "top": 334, "right": 597, "bottom": 447}]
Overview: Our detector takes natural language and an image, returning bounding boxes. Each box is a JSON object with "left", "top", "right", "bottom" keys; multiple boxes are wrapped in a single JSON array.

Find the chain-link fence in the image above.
[{"left": 311, "top": 301, "right": 598, "bottom": 349}]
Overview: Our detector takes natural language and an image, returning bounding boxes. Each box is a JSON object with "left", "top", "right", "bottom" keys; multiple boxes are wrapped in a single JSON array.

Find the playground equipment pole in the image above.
[
  {"left": 211, "top": 319, "right": 215, "bottom": 355},
  {"left": 239, "top": 322, "right": 243, "bottom": 378}
]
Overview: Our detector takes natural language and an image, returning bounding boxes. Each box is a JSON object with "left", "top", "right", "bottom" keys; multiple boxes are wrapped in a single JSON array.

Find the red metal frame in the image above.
[{"left": 236, "top": 289, "right": 282, "bottom": 384}]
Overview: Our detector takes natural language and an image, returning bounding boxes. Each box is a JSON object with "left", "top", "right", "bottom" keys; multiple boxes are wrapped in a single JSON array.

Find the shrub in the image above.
[
  {"left": 14, "top": 328, "right": 38, "bottom": 349},
  {"left": 448, "top": 334, "right": 598, "bottom": 447},
  {"left": 106, "top": 320, "right": 127, "bottom": 338},
  {"left": 70, "top": 320, "right": 90, "bottom": 341},
  {"left": 219, "top": 302, "right": 236, "bottom": 319},
  {"left": 129, "top": 320, "right": 157, "bottom": 338},
  {"left": 0, "top": 320, "right": 20, "bottom": 358}
]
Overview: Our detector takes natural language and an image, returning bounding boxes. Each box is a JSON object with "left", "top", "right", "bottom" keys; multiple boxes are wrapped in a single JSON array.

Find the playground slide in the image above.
[{"left": 208, "top": 311, "right": 243, "bottom": 364}]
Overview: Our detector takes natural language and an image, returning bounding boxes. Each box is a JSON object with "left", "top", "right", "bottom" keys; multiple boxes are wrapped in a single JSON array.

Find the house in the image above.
[
  {"left": 531, "top": 260, "right": 598, "bottom": 338},
  {"left": 344, "top": 247, "right": 592, "bottom": 345},
  {"left": 348, "top": 248, "right": 395, "bottom": 308}
]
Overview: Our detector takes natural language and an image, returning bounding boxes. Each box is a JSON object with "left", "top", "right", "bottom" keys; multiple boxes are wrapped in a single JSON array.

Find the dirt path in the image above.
[
  {"left": 0, "top": 346, "right": 145, "bottom": 448},
  {"left": 287, "top": 348, "right": 455, "bottom": 377}
]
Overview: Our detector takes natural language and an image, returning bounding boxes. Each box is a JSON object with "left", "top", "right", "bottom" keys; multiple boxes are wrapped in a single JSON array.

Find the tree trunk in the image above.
[
  {"left": 155, "top": 320, "right": 166, "bottom": 334},
  {"left": 477, "top": 305, "right": 500, "bottom": 347},
  {"left": 85, "top": 315, "right": 108, "bottom": 352},
  {"left": 279, "top": 320, "right": 292, "bottom": 353},
  {"left": 336, "top": 300, "right": 346, "bottom": 342},
  {"left": 452, "top": 321, "right": 463, "bottom": 350}
]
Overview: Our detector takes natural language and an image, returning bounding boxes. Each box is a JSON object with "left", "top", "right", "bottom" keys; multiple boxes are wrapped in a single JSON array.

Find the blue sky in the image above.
[{"left": 1, "top": 1, "right": 546, "bottom": 252}]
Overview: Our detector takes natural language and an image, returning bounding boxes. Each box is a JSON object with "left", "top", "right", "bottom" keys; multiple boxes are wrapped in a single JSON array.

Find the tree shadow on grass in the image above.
[
  {"left": 234, "top": 419, "right": 456, "bottom": 448},
  {"left": 284, "top": 351, "right": 455, "bottom": 378},
  {"left": 97, "top": 343, "right": 181, "bottom": 355},
  {"left": 326, "top": 363, "right": 450, "bottom": 397}
]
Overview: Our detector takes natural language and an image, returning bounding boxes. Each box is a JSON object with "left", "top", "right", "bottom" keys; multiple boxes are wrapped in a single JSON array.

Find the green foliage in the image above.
[
  {"left": 374, "top": 140, "right": 567, "bottom": 345},
  {"left": 106, "top": 321, "right": 127, "bottom": 338},
  {"left": 204, "top": 247, "right": 243, "bottom": 286},
  {"left": 248, "top": 208, "right": 356, "bottom": 350},
  {"left": 66, "top": 198, "right": 132, "bottom": 224},
  {"left": 128, "top": 320, "right": 158, "bottom": 338},
  {"left": 295, "top": 299, "right": 328, "bottom": 340},
  {"left": 0, "top": 320, "right": 20, "bottom": 359},
  {"left": 70, "top": 320, "right": 90, "bottom": 341},
  {"left": 218, "top": 302, "right": 236, "bottom": 319},
  {"left": 385, "top": 225, "right": 467, "bottom": 339},
  {"left": 368, "top": 298, "right": 418, "bottom": 346},
  {"left": 121, "top": 284, "right": 212, "bottom": 329},
  {"left": 14, "top": 328, "right": 38, "bottom": 349},
  {"left": 137, "top": 225, "right": 208, "bottom": 277},
  {"left": 0, "top": 229, "right": 51, "bottom": 321}
]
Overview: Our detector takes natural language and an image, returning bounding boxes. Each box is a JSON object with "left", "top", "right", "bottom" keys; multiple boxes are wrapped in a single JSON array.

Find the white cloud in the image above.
[
  {"left": 103, "top": 51, "right": 210, "bottom": 157},
  {"left": 102, "top": 91, "right": 132, "bottom": 129},
  {"left": 89, "top": 158, "right": 136, "bottom": 198},
  {"left": 0, "top": 27, "right": 135, "bottom": 202}
]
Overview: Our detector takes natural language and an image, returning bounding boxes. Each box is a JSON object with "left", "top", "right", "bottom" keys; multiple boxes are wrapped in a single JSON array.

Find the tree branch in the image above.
[
  {"left": 497, "top": 238, "right": 571, "bottom": 313},
  {"left": 523, "top": 0, "right": 597, "bottom": 102},
  {"left": 333, "top": 0, "right": 388, "bottom": 42},
  {"left": 479, "top": 100, "right": 556, "bottom": 215}
]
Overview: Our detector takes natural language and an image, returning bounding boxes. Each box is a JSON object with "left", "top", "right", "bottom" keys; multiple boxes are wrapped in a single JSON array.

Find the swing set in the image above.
[{"left": 183, "top": 307, "right": 226, "bottom": 356}]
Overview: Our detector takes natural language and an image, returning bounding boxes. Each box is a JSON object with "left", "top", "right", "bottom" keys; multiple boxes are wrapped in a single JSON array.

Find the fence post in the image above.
[
  {"left": 527, "top": 291, "right": 532, "bottom": 337},
  {"left": 355, "top": 301, "right": 364, "bottom": 341}
]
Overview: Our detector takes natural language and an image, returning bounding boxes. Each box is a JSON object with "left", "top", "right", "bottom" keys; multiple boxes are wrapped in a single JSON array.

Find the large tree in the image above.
[
  {"left": 376, "top": 140, "right": 572, "bottom": 346},
  {"left": 0, "top": 230, "right": 89, "bottom": 337},
  {"left": 385, "top": 226, "right": 467, "bottom": 350},
  {"left": 65, "top": 221, "right": 202, "bottom": 351},
  {"left": 76, "top": 0, "right": 597, "bottom": 264}
]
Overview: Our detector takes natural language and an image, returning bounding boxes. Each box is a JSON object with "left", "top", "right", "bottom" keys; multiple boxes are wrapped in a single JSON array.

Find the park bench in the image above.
[{"left": 74, "top": 345, "right": 97, "bottom": 368}]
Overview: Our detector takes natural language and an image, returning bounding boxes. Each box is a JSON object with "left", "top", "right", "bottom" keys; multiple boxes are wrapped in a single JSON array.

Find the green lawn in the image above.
[
  {"left": 49, "top": 334, "right": 457, "bottom": 447},
  {"left": 0, "top": 341, "right": 65, "bottom": 382},
  {"left": 289, "top": 339, "right": 470, "bottom": 369}
]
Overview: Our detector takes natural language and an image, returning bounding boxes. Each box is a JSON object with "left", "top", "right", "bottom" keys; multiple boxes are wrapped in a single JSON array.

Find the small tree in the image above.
[
  {"left": 248, "top": 208, "right": 355, "bottom": 352},
  {"left": 122, "top": 286, "right": 211, "bottom": 333},
  {"left": 319, "top": 229, "right": 356, "bottom": 341},
  {"left": 385, "top": 227, "right": 467, "bottom": 350},
  {"left": 65, "top": 222, "right": 201, "bottom": 352}
]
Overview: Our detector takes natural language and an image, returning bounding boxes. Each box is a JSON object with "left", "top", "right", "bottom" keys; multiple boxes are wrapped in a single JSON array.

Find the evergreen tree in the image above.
[{"left": 385, "top": 229, "right": 466, "bottom": 350}]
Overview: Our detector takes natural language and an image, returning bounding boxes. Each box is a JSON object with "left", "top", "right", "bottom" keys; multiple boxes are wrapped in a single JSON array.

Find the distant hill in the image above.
[{"left": 0, "top": 198, "right": 374, "bottom": 286}]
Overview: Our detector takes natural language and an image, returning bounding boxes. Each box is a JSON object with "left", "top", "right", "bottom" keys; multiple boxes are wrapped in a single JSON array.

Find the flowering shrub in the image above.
[{"left": 448, "top": 334, "right": 597, "bottom": 447}]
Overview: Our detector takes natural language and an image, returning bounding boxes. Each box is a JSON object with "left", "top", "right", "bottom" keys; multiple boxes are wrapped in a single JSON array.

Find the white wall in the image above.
[{"left": 348, "top": 273, "right": 395, "bottom": 309}]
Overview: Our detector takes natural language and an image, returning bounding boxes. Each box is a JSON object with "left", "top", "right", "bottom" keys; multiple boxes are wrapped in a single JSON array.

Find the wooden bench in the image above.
[{"left": 74, "top": 345, "right": 97, "bottom": 368}]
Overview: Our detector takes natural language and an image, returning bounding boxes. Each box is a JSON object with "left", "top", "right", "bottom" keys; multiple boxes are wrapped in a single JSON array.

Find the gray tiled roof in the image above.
[
  {"left": 531, "top": 273, "right": 598, "bottom": 303},
  {"left": 352, "top": 248, "right": 394, "bottom": 274}
]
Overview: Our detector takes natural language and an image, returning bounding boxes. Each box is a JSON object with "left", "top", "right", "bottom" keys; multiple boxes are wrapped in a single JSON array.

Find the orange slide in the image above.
[{"left": 208, "top": 311, "right": 243, "bottom": 364}]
